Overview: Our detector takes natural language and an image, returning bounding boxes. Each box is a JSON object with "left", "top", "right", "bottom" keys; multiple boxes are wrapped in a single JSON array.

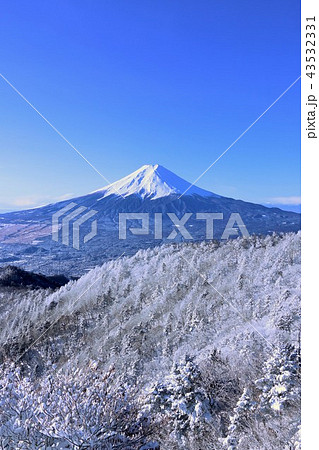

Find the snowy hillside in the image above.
[
  {"left": 0, "top": 233, "right": 300, "bottom": 449},
  {"left": 94, "top": 164, "right": 218, "bottom": 199}
]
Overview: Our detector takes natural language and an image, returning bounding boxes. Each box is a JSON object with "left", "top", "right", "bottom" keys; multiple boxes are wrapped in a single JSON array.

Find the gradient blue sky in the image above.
[{"left": 0, "top": 0, "right": 300, "bottom": 211}]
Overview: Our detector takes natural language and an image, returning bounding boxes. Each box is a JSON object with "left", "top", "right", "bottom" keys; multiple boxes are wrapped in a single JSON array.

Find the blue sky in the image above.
[{"left": 0, "top": 0, "right": 300, "bottom": 211}]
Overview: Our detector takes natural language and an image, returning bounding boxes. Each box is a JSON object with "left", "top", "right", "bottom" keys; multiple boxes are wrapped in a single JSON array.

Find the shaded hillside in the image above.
[{"left": 0, "top": 265, "right": 71, "bottom": 290}]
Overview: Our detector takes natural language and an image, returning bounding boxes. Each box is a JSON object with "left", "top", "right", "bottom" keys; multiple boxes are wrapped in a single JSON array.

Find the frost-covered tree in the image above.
[
  {"left": 0, "top": 233, "right": 301, "bottom": 449},
  {"left": 251, "top": 344, "right": 301, "bottom": 448},
  {"left": 0, "top": 362, "right": 158, "bottom": 449},
  {"left": 222, "top": 388, "right": 255, "bottom": 450},
  {"left": 255, "top": 344, "right": 300, "bottom": 416},
  {"left": 146, "top": 356, "right": 218, "bottom": 447}
]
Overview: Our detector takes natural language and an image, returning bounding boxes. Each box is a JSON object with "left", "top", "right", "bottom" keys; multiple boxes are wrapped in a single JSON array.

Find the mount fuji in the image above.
[
  {"left": 0, "top": 164, "right": 300, "bottom": 276},
  {"left": 93, "top": 164, "right": 218, "bottom": 199}
]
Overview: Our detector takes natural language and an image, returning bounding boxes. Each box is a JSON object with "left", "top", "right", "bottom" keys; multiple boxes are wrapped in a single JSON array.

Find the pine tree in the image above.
[
  {"left": 255, "top": 344, "right": 300, "bottom": 415},
  {"left": 148, "top": 356, "right": 214, "bottom": 438},
  {"left": 222, "top": 388, "right": 255, "bottom": 450}
]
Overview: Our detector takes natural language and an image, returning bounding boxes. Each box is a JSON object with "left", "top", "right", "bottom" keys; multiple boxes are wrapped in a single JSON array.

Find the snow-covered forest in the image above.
[{"left": 0, "top": 233, "right": 301, "bottom": 449}]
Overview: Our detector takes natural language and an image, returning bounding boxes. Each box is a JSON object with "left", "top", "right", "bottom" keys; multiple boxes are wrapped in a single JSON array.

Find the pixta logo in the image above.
[
  {"left": 52, "top": 202, "right": 98, "bottom": 249},
  {"left": 119, "top": 212, "right": 249, "bottom": 240}
]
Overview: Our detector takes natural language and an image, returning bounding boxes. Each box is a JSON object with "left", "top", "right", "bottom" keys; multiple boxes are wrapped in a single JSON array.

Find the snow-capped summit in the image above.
[{"left": 96, "top": 164, "right": 219, "bottom": 199}]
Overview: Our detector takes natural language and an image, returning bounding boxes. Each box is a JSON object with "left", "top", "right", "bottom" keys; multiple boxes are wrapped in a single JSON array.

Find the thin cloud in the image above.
[
  {"left": 266, "top": 196, "right": 301, "bottom": 205},
  {"left": 0, "top": 193, "right": 75, "bottom": 209}
]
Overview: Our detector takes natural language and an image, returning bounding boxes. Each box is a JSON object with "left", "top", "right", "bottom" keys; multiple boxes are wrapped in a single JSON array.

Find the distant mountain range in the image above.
[
  {"left": 0, "top": 164, "right": 300, "bottom": 276},
  {"left": 262, "top": 203, "right": 301, "bottom": 214}
]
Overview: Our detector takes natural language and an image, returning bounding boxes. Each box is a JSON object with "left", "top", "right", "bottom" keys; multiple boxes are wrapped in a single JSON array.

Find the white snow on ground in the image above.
[{"left": 0, "top": 233, "right": 301, "bottom": 449}]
